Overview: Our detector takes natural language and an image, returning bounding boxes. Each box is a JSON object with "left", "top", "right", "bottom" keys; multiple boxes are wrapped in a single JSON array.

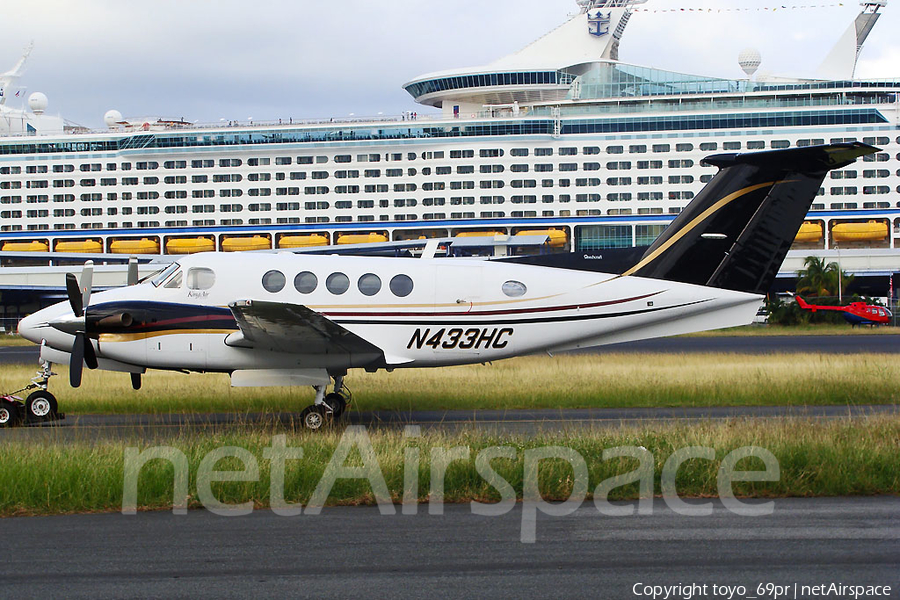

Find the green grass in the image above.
[
  {"left": 0, "top": 417, "right": 896, "bottom": 516},
  {"left": 0, "top": 335, "right": 34, "bottom": 347},
  {"left": 1, "top": 352, "right": 896, "bottom": 414}
]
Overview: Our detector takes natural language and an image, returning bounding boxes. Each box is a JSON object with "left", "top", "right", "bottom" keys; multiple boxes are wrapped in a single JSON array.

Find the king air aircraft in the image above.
[{"left": 14, "top": 143, "right": 876, "bottom": 430}]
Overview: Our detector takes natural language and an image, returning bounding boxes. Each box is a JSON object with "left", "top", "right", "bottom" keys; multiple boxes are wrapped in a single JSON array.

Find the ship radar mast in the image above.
[
  {"left": 855, "top": 1, "right": 886, "bottom": 61},
  {"left": 0, "top": 41, "right": 33, "bottom": 107},
  {"left": 816, "top": 0, "right": 886, "bottom": 80},
  {"left": 575, "top": 0, "right": 648, "bottom": 61}
]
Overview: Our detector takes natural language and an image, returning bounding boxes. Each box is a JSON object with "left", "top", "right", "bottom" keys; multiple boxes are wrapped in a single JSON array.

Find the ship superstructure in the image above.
[{"left": 0, "top": 0, "right": 897, "bottom": 288}]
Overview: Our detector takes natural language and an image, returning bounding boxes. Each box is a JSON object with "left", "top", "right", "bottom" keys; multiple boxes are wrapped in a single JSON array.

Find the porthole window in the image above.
[
  {"left": 326, "top": 272, "right": 350, "bottom": 295},
  {"left": 262, "top": 270, "right": 286, "bottom": 293},
  {"left": 389, "top": 274, "right": 414, "bottom": 297},
  {"left": 187, "top": 267, "right": 215, "bottom": 290},
  {"left": 294, "top": 271, "right": 318, "bottom": 294},
  {"left": 502, "top": 280, "right": 527, "bottom": 297},
  {"left": 358, "top": 273, "right": 382, "bottom": 296}
]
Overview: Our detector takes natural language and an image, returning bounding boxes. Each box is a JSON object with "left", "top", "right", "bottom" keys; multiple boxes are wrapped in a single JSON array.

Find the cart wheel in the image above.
[
  {"left": 0, "top": 401, "right": 21, "bottom": 428},
  {"left": 26, "top": 391, "right": 58, "bottom": 420}
]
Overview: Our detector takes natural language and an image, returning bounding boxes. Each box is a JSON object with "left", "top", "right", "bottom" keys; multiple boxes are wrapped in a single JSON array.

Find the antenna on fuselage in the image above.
[{"left": 127, "top": 256, "right": 139, "bottom": 286}]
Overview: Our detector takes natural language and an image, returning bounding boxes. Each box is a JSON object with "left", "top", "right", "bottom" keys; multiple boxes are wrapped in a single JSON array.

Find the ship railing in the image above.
[
  {"left": 11, "top": 84, "right": 900, "bottom": 139},
  {"left": 20, "top": 111, "right": 500, "bottom": 137}
]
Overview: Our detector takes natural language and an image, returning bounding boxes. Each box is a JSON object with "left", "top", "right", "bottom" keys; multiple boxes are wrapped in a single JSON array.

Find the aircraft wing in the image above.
[{"left": 227, "top": 299, "right": 385, "bottom": 359}]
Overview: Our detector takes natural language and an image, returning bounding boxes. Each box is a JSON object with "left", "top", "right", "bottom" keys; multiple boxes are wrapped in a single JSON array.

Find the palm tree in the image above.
[{"left": 796, "top": 256, "right": 854, "bottom": 299}]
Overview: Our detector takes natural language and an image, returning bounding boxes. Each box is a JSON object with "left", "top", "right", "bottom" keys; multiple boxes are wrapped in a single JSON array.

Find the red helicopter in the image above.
[{"left": 795, "top": 296, "right": 892, "bottom": 326}]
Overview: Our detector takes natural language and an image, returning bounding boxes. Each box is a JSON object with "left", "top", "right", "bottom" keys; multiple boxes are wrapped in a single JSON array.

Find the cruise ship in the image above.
[{"left": 0, "top": 0, "right": 898, "bottom": 292}]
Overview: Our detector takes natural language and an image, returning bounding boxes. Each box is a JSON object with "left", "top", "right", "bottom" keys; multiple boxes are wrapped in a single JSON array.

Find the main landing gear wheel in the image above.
[
  {"left": 25, "top": 390, "right": 58, "bottom": 421},
  {"left": 324, "top": 393, "right": 347, "bottom": 419},
  {"left": 0, "top": 401, "right": 21, "bottom": 428},
  {"left": 299, "top": 405, "right": 330, "bottom": 431}
]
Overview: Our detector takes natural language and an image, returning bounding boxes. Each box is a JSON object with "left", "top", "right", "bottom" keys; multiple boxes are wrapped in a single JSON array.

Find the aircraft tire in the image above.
[
  {"left": 0, "top": 401, "right": 22, "bottom": 428},
  {"left": 325, "top": 393, "right": 347, "bottom": 419},
  {"left": 300, "top": 405, "right": 330, "bottom": 431},
  {"left": 26, "top": 391, "right": 58, "bottom": 421}
]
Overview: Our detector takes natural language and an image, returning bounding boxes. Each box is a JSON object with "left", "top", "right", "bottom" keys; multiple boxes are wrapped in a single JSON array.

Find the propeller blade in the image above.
[
  {"left": 127, "top": 256, "right": 139, "bottom": 286},
  {"left": 81, "top": 260, "right": 94, "bottom": 312},
  {"left": 83, "top": 337, "right": 99, "bottom": 370},
  {"left": 131, "top": 373, "right": 142, "bottom": 391},
  {"left": 70, "top": 332, "right": 85, "bottom": 388},
  {"left": 66, "top": 272, "right": 83, "bottom": 318}
]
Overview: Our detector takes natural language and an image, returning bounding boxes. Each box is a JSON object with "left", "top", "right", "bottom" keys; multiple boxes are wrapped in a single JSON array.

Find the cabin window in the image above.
[
  {"left": 294, "top": 271, "right": 318, "bottom": 294},
  {"left": 187, "top": 268, "right": 216, "bottom": 291},
  {"left": 389, "top": 274, "right": 414, "bottom": 297},
  {"left": 502, "top": 281, "right": 527, "bottom": 298},
  {"left": 358, "top": 273, "right": 382, "bottom": 296},
  {"left": 326, "top": 272, "right": 350, "bottom": 295},
  {"left": 262, "top": 270, "right": 286, "bottom": 293}
]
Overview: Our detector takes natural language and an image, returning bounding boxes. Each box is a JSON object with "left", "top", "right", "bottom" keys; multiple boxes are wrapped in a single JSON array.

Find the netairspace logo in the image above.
[
  {"left": 633, "top": 582, "right": 894, "bottom": 600},
  {"left": 122, "top": 425, "right": 781, "bottom": 543}
]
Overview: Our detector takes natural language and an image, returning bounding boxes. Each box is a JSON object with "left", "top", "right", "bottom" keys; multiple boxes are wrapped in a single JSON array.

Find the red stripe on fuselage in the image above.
[{"left": 320, "top": 291, "right": 664, "bottom": 319}]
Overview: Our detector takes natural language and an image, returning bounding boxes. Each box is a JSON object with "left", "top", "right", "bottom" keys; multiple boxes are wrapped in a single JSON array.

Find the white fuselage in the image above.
[{"left": 18, "top": 253, "right": 762, "bottom": 382}]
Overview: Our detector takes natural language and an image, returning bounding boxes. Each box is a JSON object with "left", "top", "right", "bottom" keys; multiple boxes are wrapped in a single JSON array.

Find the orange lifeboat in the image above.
[
  {"left": 165, "top": 237, "right": 215, "bottom": 255},
  {"left": 55, "top": 240, "right": 103, "bottom": 253},
  {"left": 514, "top": 228, "right": 568, "bottom": 248},
  {"left": 277, "top": 234, "right": 329, "bottom": 248},
  {"left": 109, "top": 238, "right": 161, "bottom": 254},
  {"left": 831, "top": 220, "right": 888, "bottom": 243},
  {"left": 794, "top": 222, "right": 823, "bottom": 243},
  {"left": 221, "top": 236, "right": 271, "bottom": 252},
  {"left": 454, "top": 231, "right": 505, "bottom": 238},
  {"left": 1, "top": 240, "right": 49, "bottom": 252},
  {"left": 336, "top": 233, "right": 389, "bottom": 245}
]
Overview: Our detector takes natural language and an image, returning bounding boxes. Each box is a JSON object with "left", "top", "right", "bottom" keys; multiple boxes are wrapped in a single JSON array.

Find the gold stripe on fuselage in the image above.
[{"left": 98, "top": 329, "right": 237, "bottom": 343}]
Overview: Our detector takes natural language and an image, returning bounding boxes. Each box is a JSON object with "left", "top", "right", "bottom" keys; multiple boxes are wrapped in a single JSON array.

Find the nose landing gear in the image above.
[
  {"left": 298, "top": 374, "right": 352, "bottom": 432},
  {"left": 0, "top": 362, "right": 65, "bottom": 428}
]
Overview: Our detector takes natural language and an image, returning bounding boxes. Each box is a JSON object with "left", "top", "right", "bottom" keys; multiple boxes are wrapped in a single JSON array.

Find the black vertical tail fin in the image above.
[{"left": 625, "top": 142, "right": 878, "bottom": 294}]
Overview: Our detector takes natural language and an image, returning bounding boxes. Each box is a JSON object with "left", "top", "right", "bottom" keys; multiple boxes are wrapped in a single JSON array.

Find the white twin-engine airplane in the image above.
[{"left": 15, "top": 143, "right": 876, "bottom": 430}]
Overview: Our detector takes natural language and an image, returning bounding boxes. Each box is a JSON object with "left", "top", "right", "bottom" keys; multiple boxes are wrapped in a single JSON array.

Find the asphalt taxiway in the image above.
[
  {"left": 3, "top": 404, "right": 898, "bottom": 440},
  {"left": 0, "top": 497, "right": 896, "bottom": 598}
]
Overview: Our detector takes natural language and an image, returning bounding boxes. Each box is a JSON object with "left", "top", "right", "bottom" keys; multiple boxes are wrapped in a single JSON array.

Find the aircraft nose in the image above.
[
  {"left": 17, "top": 310, "right": 46, "bottom": 344},
  {"left": 18, "top": 304, "right": 73, "bottom": 345}
]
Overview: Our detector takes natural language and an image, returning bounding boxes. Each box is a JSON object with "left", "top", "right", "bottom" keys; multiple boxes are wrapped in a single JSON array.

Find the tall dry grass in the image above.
[{"left": 0, "top": 352, "right": 894, "bottom": 414}]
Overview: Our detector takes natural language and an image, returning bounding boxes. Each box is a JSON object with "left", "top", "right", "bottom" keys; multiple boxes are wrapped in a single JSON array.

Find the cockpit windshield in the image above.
[{"left": 150, "top": 262, "right": 181, "bottom": 287}]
